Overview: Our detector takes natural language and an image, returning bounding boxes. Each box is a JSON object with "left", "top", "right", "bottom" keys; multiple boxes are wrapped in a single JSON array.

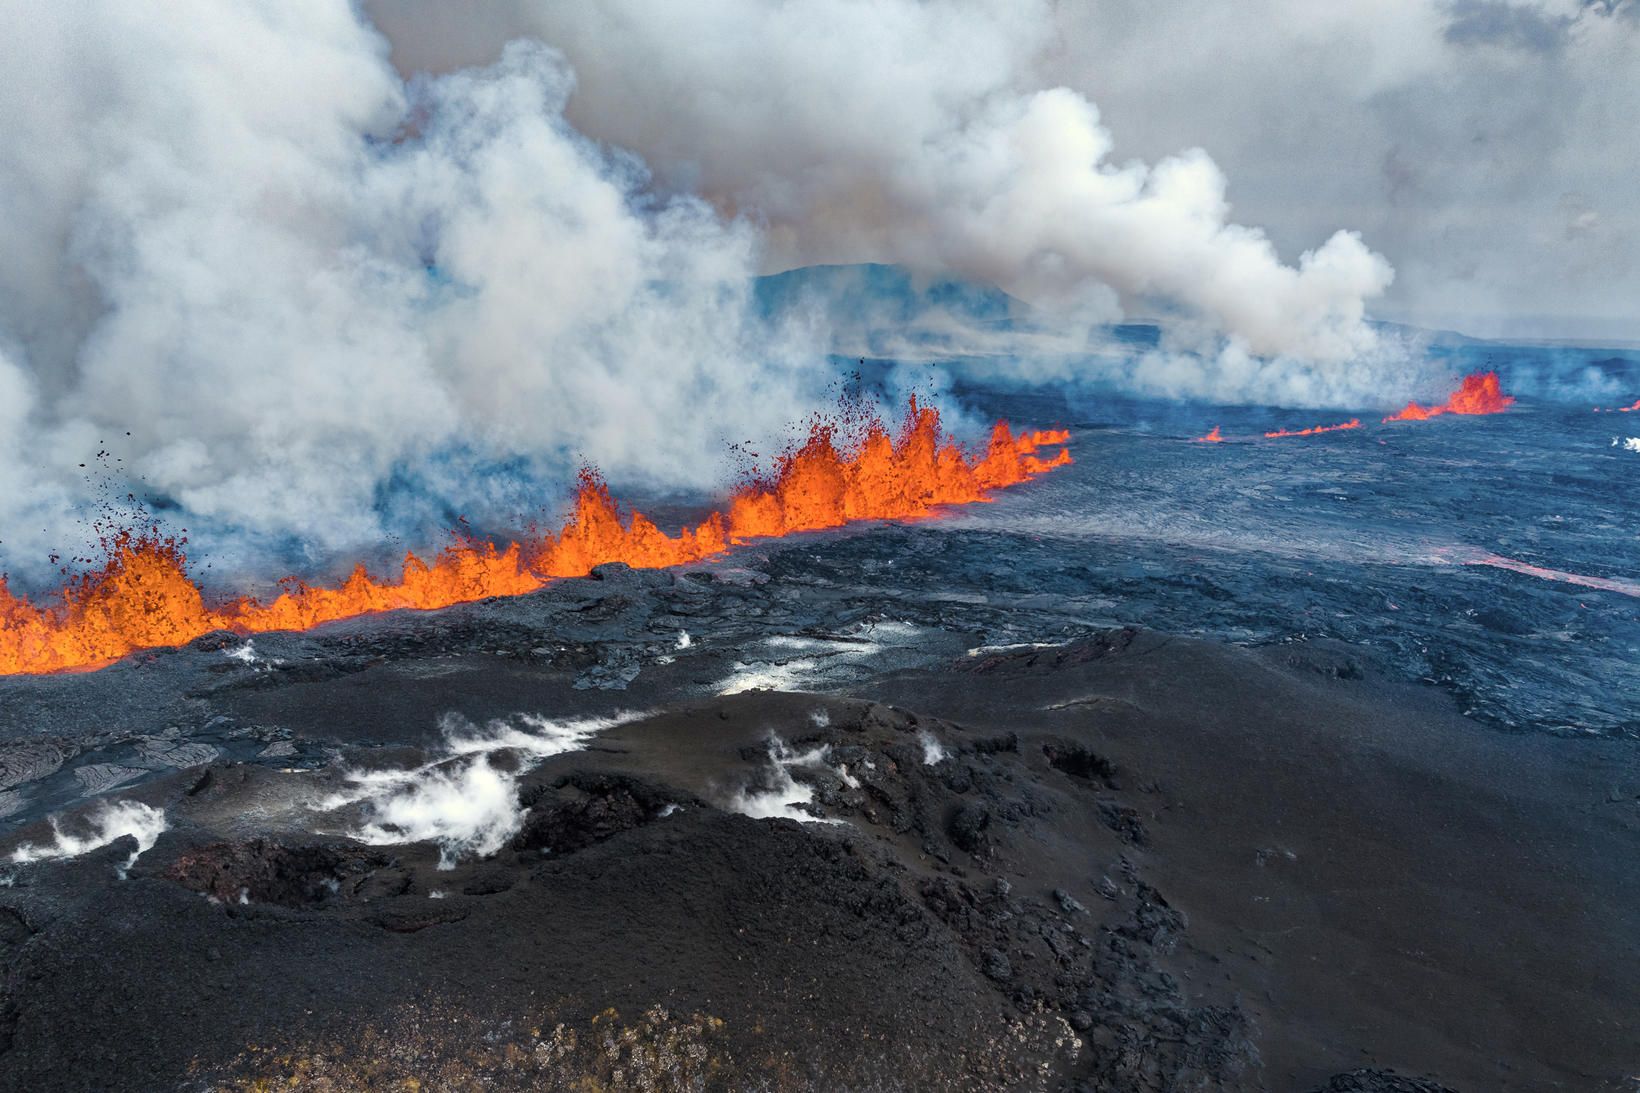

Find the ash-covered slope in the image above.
[{"left": 1, "top": 591, "right": 1633, "bottom": 1089}]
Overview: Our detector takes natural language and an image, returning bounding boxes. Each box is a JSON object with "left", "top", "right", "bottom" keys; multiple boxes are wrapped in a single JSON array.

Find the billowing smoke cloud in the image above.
[
  {"left": 1039, "top": 0, "right": 1640, "bottom": 344},
  {"left": 0, "top": 3, "right": 824, "bottom": 582},
  {"left": 369, "top": 0, "right": 1394, "bottom": 363},
  {"left": 369, "top": 0, "right": 1640, "bottom": 392},
  {"left": 1, "top": 0, "right": 1413, "bottom": 580}
]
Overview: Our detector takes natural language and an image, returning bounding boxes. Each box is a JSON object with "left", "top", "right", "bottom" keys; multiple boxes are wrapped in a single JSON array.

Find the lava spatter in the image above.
[
  {"left": 1383, "top": 371, "right": 1514, "bottom": 423},
  {"left": 0, "top": 399, "right": 1071, "bottom": 676}
]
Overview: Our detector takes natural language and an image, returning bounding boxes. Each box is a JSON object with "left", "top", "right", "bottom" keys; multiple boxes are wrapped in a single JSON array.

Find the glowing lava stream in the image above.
[
  {"left": 1383, "top": 371, "right": 1514, "bottom": 423},
  {"left": 1264, "top": 418, "right": 1361, "bottom": 439},
  {"left": 1198, "top": 372, "right": 1515, "bottom": 444},
  {"left": 1460, "top": 552, "right": 1640, "bottom": 599},
  {"left": 0, "top": 400, "right": 1072, "bottom": 677}
]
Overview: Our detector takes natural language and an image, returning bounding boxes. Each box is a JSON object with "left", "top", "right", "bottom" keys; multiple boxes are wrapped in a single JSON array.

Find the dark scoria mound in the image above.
[
  {"left": 0, "top": 625, "right": 1635, "bottom": 1091},
  {"left": 0, "top": 693, "right": 1102, "bottom": 1091}
]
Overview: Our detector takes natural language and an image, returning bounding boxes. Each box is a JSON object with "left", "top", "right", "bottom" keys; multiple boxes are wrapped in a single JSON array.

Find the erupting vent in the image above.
[
  {"left": 1383, "top": 371, "right": 1514, "bottom": 422},
  {"left": 0, "top": 399, "right": 1071, "bottom": 676}
]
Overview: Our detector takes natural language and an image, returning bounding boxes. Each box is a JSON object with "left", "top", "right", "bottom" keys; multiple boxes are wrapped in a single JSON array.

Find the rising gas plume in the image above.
[{"left": 368, "top": 0, "right": 1395, "bottom": 363}]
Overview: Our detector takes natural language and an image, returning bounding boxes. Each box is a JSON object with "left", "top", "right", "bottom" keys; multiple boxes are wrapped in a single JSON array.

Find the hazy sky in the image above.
[{"left": 1049, "top": 0, "right": 1639, "bottom": 342}]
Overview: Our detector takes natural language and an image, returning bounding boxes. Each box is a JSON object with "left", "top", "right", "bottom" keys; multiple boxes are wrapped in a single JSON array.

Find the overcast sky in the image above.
[{"left": 1049, "top": 0, "right": 1639, "bottom": 342}]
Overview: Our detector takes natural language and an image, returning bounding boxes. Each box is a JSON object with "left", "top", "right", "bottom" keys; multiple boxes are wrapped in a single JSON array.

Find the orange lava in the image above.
[
  {"left": 0, "top": 399, "right": 1072, "bottom": 676},
  {"left": 1595, "top": 398, "right": 1640, "bottom": 413},
  {"left": 1194, "top": 426, "right": 1225, "bottom": 443},
  {"left": 1263, "top": 418, "right": 1361, "bottom": 439},
  {"left": 1383, "top": 371, "right": 1514, "bottom": 423}
]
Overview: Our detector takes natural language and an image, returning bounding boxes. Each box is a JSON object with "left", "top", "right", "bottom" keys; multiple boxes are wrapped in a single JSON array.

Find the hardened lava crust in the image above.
[{"left": 0, "top": 560, "right": 1635, "bottom": 1091}]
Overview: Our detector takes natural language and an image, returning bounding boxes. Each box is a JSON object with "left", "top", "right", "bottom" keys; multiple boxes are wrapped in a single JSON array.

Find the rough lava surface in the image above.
[{"left": 0, "top": 533, "right": 1635, "bottom": 1091}]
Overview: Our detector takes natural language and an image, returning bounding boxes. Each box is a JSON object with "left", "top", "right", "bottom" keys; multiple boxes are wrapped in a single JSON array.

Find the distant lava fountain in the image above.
[
  {"left": 1194, "top": 426, "right": 1225, "bottom": 443},
  {"left": 1383, "top": 371, "right": 1514, "bottom": 423},
  {"left": 0, "top": 400, "right": 1071, "bottom": 676},
  {"left": 1263, "top": 418, "right": 1361, "bottom": 439}
]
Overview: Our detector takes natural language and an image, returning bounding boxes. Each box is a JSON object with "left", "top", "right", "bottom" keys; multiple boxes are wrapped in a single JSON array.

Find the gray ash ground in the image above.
[{"left": 1, "top": 385, "right": 1638, "bottom": 1090}]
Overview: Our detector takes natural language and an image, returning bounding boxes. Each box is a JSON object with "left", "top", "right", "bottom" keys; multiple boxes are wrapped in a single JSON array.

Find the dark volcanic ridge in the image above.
[{"left": 2, "top": 579, "right": 1635, "bottom": 1091}]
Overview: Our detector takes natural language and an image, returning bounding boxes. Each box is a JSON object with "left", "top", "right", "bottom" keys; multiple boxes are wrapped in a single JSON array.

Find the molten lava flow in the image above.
[
  {"left": 1595, "top": 398, "right": 1640, "bottom": 413},
  {"left": 0, "top": 399, "right": 1071, "bottom": 676},
  {"left": 1383, "top": 371, "right": 1514, "bottom": 423},
  {"left": 1194, "top": 426, "right": 1225, "bottom": 443},
  {"left": 1263, "top": 418, "right": 1361, "bottom": 439}
]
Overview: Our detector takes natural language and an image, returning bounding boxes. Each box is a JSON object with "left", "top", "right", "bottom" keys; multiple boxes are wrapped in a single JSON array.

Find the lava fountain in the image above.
[
  {"left": 1383, "top": 371, "right": 1514, "bottom": 423},
  {"left": 1263, "top": 418, "right": 1361, "bottom": 439},
  {"left": 1194, "top": 426, "right": 1225, "bottom": 443},
  {"left": 0, "top": 399, "right": 1072, "bottom": 676}
]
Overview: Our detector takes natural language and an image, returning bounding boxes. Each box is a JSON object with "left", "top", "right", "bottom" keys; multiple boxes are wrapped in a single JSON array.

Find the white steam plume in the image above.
[
  {"left": 371, "top": 0, "right": 1394, "bottom": 362},
  {"left": 322, "top": 710, "right": 632, "bottom": 867},
  {"left": 10, "top": 800, "right": 169, "bottom": 877},
  {"left": 0, "top": 3, "right": 824, "bottom": 582},
  {"left": 727, "top": 736, "right": 843, "bottom": 824}
]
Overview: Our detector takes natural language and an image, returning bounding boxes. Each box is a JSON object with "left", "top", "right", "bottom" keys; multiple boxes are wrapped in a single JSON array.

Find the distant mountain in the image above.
[
  {"left": 756, "top": 266, "right": 1639, "bottom": 402},
  {"left": 755, "top": 262, "right": 1013, "bottom": 324},
  {"left": 756, "top": 263, "right": 1166, "bottom": 361}
]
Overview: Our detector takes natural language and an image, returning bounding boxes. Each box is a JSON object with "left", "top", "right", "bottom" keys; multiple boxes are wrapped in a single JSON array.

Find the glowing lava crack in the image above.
[
  {"left": 1263, "top": 418, "right": 1360, "bottom": 439},
  {"left": 0, "top": 400, "right": 1071, "bottom": 676}
]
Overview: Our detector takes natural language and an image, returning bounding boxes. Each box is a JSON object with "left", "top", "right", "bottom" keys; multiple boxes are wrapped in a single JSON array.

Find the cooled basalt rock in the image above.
[
  {"left": 0, "top": 584, "right": 1631, "bottom": 1090},
  {"left": 1307, "top": 1070, "right": 1460, "bottom": 1093},
  {"left": 511, "top": 773, "right": 691, "bottom": 856},
  {"left": 165, "top": 840, "right": 390, "bottom": 907}
]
